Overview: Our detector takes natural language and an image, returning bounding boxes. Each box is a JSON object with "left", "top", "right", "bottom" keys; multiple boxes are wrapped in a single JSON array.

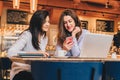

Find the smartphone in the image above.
[{"left": 66, "top": 36, "right": 73, "bottom": 43}]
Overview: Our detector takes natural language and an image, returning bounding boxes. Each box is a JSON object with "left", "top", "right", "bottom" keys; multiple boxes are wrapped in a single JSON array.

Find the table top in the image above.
[{"left": 10, "top": 55, "right": 120, "bottom": 63}]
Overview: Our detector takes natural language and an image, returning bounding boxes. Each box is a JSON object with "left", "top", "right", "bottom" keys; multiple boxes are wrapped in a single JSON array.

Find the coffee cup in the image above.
[{"left": 55, "top": 50, "right": 67, "bottom": 57}]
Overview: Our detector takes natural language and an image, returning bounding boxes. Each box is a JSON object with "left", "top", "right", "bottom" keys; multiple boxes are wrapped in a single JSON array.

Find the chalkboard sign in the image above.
[{"left": 7, "top": 9, "right": 28, "bottom": 24}]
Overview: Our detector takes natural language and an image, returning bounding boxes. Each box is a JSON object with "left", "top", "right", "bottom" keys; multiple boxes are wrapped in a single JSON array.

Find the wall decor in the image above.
[
  {"left": 96, "top": 19, "right": 114, "bottom": 32},
  {"left": 7, "top": 9, "right": 28, "bottom": 24},
  {"left": 81, "top": 20, "right": 88, "bottom": 29}
]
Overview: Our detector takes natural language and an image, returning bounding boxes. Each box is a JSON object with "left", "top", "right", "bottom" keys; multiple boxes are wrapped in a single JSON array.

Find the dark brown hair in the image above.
[{"left": 57, "top": 9, "right": 82, "bottom": 47}]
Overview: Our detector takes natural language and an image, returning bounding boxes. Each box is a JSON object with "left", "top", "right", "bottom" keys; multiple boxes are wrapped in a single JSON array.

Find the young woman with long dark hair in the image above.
[{"left": 7, "top": 9, "right": 50, "bottom": 80}]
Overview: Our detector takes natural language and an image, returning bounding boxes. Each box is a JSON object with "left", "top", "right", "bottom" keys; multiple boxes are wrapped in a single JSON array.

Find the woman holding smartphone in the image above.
[{"left": 56, "top": 9, "right": 89, "bottom": 57}]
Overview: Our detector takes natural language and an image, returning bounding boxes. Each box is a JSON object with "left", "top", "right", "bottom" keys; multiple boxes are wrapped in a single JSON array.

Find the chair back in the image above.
[
  {"left": 103, "top": 61, "right": 120, "bottom": 80},
  {"left": 0, "top": 57, "right": 12, "bottom": 80},
  {"left": 0, "top": 57, "right": 12, "bottom": 70}
]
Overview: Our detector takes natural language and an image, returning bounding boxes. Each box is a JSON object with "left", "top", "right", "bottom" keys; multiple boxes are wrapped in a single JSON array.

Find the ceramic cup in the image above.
[{"left": 55, "top": 50, "right": 67, "bottom": 57}]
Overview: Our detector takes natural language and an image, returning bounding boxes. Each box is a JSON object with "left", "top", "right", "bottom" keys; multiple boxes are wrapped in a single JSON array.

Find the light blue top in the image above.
[
  {"left": 56, "top": 29, "right": 90, "bottom": 57},
  {"left": 7, "top": 30, "right": 48, "bottom": 57}
]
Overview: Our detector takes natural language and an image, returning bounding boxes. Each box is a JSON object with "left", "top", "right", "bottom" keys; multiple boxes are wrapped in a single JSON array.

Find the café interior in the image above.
[{"left": 0, "top": 0, "right": 120, "bottom": 80}]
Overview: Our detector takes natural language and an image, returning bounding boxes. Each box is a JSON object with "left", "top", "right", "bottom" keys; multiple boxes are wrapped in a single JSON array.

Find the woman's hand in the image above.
[
  {"left": 42, "top": 52, "right": 49, "bottom": 57},
  {"left": 37, "top": 50, "right": 49, "bottom": 57},
  {"left": 62, "top": 37, "right": 74, "bottom": 51},
  {"left": 72, "top": 27, "right": 80, "bottom": 37}
]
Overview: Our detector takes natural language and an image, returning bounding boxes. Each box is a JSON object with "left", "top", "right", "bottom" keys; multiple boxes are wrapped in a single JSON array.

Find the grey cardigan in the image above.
[{"left": 7, "top": 30, "right": 48, "bottom": 57}]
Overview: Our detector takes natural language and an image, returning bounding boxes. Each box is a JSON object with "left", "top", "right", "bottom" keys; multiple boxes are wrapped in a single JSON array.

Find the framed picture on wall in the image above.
[
  {"left": 7, "top": 9, "right": 28, "bottom": 24},
  {"left": 81, "top": 20, "right": 88, "bottom": 29},
  {"left": 96, "top": 19, "right": 114, "bottom": 32}
]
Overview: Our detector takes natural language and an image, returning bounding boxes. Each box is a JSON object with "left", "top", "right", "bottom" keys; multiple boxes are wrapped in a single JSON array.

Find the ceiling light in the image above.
[
  {"left": 105, "top": 0, "right": 109, "bottom": 8},
  {"left": 13, "top": 0, "right": 20, "bottom": 9},
  {"left": 30, "top": 0, "right": 38, "bottom": 13}
]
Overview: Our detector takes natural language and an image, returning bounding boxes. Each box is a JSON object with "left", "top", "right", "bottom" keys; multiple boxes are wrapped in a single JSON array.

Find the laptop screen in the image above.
[{"left": 80, "top": 33, "right": 113, "bottom": 58}]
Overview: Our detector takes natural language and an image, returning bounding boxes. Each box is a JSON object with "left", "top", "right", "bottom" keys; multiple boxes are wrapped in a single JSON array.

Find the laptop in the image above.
[{"left": 80, "top": 33, "right": 113, "bottom": 58}]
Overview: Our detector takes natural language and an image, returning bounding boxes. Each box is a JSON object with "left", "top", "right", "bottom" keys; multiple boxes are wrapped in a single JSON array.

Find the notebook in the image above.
[{"left": 80, "top": 33, "right": 113, "bottom": 58}]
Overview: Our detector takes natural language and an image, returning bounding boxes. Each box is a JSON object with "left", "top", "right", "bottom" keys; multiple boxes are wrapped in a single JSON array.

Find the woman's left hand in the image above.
[{"left": 72, "top": 27, "right": 80, "bottom": 37}]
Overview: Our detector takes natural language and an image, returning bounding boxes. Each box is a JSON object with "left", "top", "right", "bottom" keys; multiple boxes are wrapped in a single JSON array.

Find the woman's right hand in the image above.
[
  {"left": 72, "top": 27, "right": 80, "bottom": 37},
  {"left": 62, "top": 37, "right": 74, "bottom": 51}
]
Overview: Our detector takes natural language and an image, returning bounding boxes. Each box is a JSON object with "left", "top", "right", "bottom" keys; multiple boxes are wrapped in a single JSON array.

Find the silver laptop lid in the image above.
[{"left": 80, "top": 33, "right": 113, "bottom": 58}]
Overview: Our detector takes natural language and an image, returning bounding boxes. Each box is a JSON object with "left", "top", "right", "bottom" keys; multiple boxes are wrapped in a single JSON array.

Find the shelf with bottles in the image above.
[{"left": 0, "top": 24, "right": 29, "bottom": 37}]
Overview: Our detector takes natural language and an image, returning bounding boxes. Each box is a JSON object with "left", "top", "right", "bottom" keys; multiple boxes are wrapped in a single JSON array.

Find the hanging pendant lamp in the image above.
[
  {"left": 13, "top": 0, "right": 20, "bottom": 9},
  {"left": 30, "top": 0, "right": 38, "bottom": 13}
]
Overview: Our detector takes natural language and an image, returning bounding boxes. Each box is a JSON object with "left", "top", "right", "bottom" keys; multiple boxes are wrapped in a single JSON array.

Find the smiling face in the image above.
[
  {"left": 42, "top": 16, "right": 50, "bottom": 32},
  {"left": 63, "top": 15, "right": 75, "bottom": 32}
]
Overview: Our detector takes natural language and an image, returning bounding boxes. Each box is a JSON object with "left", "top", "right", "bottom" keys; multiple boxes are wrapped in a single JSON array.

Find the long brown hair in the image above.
[{"left": 57, "top": 9, "right": 82, "bottom": 47}]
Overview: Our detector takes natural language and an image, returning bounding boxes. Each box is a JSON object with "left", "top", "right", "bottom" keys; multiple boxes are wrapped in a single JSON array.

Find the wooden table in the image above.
[
  {"left": 10, "top": 55, "right": 120, "bottom": 80},
  {"left": 10, "top": 55, "right": 120, "bottom": 63}
]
